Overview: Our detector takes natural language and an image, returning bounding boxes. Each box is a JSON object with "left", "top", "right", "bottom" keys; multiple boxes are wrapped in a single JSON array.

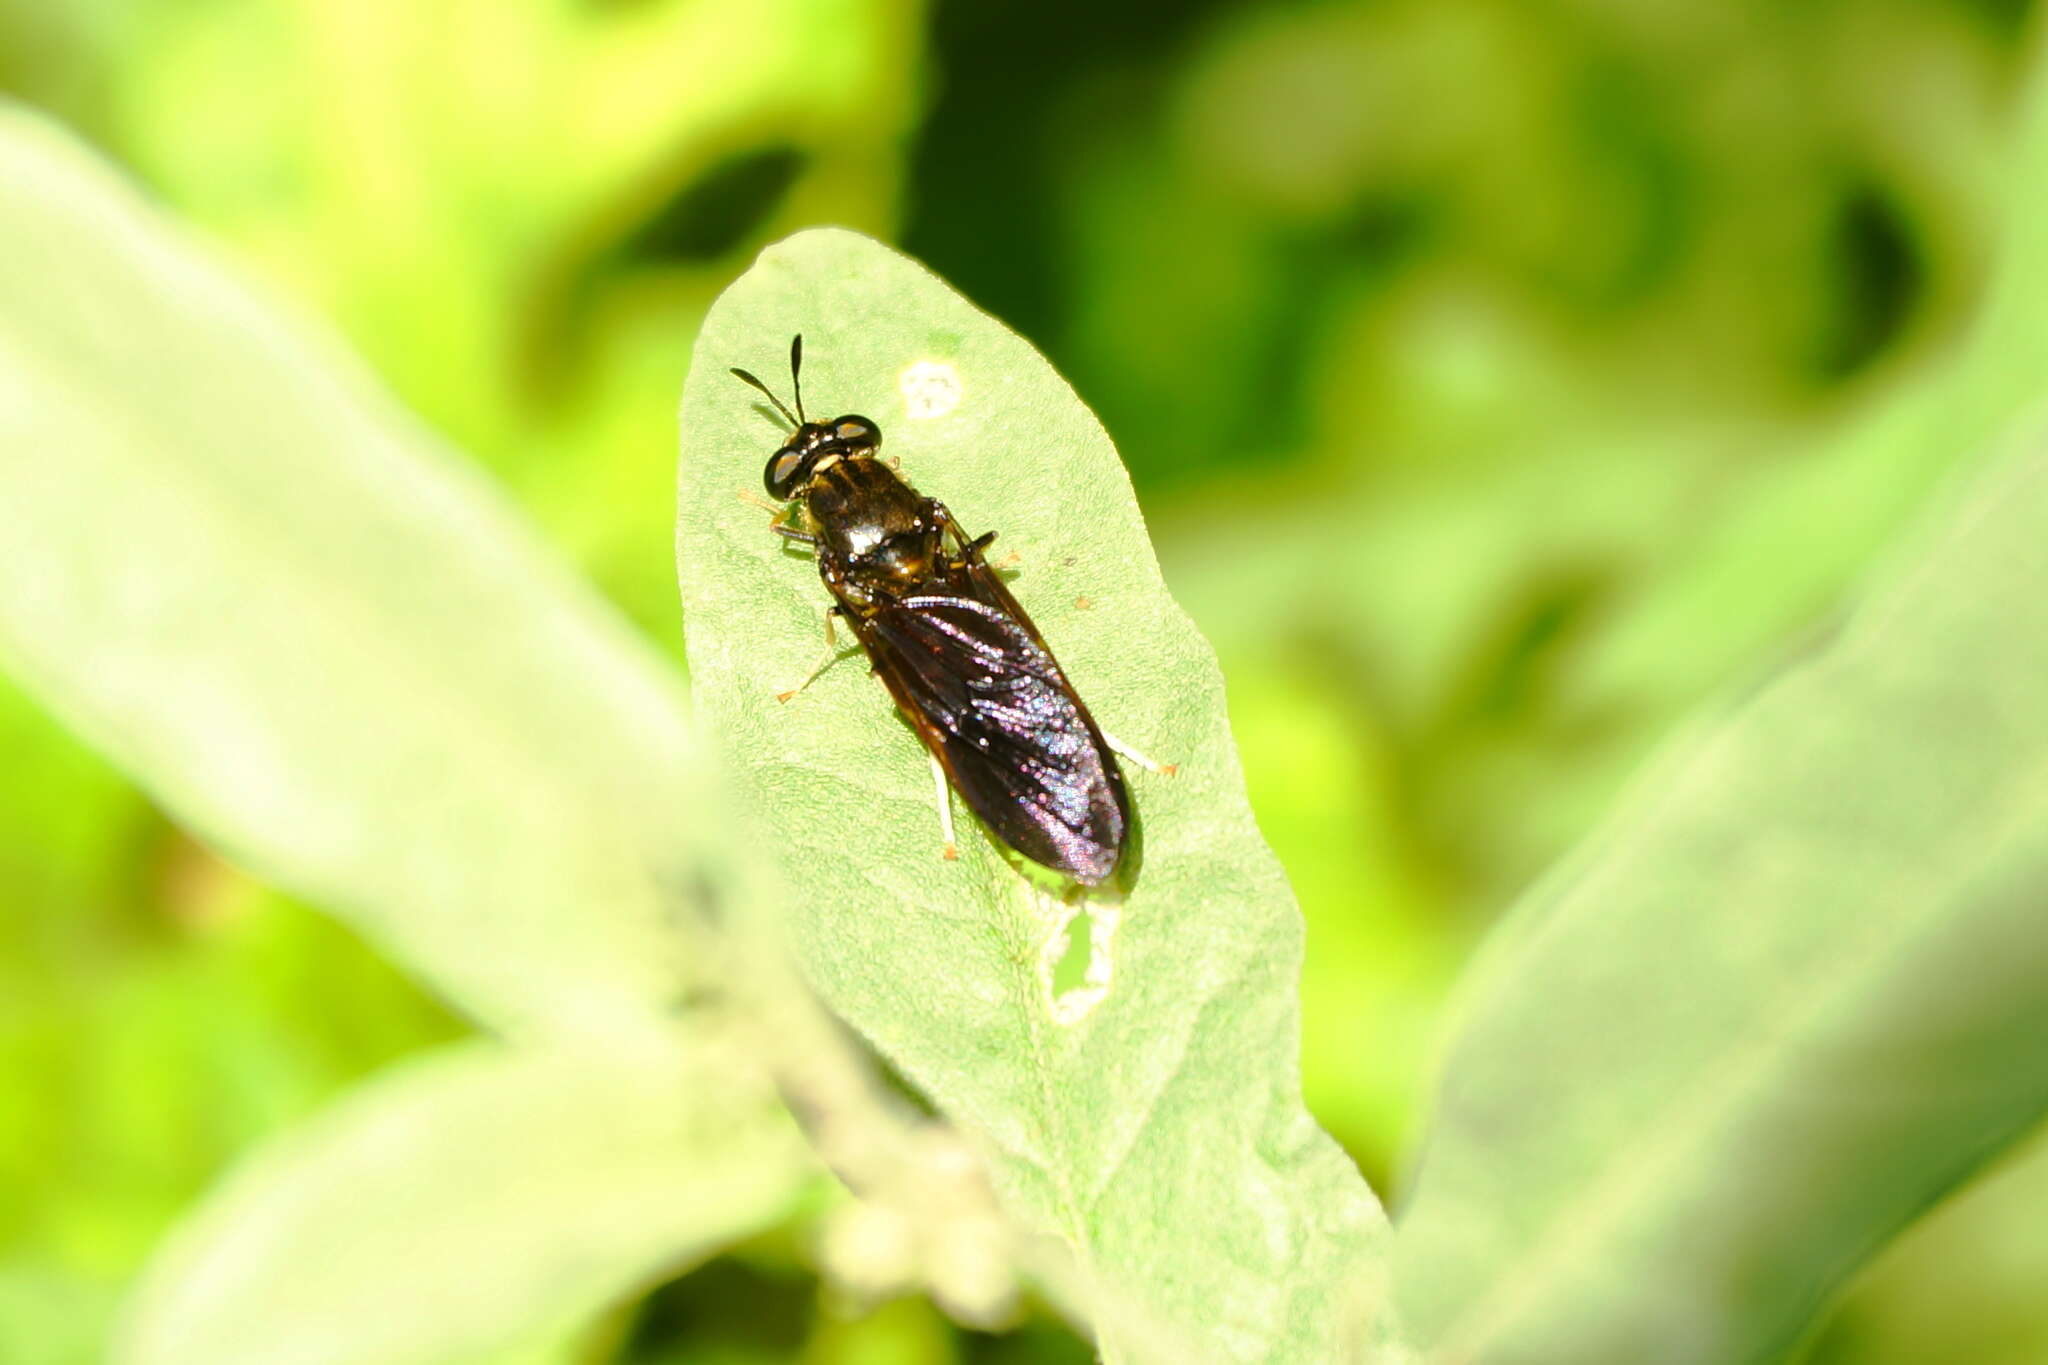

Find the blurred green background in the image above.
[{"left": 4, "top": 0, "right": 2046, "bottom": 1360}]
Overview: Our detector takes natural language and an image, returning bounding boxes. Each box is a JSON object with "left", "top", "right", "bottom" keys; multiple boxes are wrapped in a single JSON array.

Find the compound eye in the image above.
[
  {"left": 831, "top": 416, "right": 878, "bottom": 449},
  {"left": 764, "top": 447, "right": 807, "bottom": 499}
]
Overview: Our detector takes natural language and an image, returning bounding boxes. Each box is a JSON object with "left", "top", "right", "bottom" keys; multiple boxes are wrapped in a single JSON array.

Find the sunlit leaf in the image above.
[
  {"left": 116, "top": 1038, "right": 811, "bottom": 1365},
  {"left": 0, "top": 103, "right": 725, "bottom": 1043},
  {"left": 1391, "top": 410, "right": 2048, "bottom": 1362},
  {"left": 675, "top": 227, "right": 1387, "bottom": 1362}
]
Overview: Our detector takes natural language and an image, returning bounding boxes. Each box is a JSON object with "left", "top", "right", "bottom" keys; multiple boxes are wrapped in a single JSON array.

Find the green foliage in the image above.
[
  {"left": 1388, "top": 48, "right": 2048, "bottom": 1362},
  {"left": 5, "top": 1, "right": 2048, "bottom": 1361},
  {"left": 675, "top": 228, "right": 1388, "bottom": 1361}
]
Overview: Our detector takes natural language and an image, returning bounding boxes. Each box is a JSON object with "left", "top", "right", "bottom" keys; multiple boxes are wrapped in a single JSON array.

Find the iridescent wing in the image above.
[{"left": 858, "top": 592, "right": 1128, "bottom": 885}]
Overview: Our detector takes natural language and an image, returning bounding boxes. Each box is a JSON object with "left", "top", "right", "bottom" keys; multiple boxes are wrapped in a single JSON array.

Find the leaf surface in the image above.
[
  {"left": 0, "top": 104, "right": 724, "bottom": 1042},
  {"left": 675, "top": 228, "right": 1385, "bottom": 1362},
  {"left": 1391, "top": 412, "right": 2048, "bottom": 1363},
  {"left": 117, "top": 1039, "right": 808, "bottom": 1365}
]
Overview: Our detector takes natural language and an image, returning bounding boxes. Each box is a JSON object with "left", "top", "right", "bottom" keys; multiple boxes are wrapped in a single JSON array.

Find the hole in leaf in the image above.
[
  {"left": 1043, "top": 898, "right": 1118, "bottom": 1023},
  {"left": 1050, "top": 909, "right": 1091, "bottom": 998}
]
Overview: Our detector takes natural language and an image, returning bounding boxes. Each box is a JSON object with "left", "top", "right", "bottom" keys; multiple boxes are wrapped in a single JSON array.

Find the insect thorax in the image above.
[{"left": 808, "top": 456, "right": 932, "bottom": 568}]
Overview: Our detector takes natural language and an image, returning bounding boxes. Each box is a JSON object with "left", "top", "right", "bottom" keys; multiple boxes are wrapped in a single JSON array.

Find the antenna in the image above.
[
  {"left": 728, "top": 365, "right": 798, "bottom": 430},
  {"left": 788, "top": 334, "right": 807, "bottom": 424}
]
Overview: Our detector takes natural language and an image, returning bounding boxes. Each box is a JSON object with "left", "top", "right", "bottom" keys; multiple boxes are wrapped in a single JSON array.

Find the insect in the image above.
[{"left": 732, "top": 335, "right": 1131, "bottom": 886}]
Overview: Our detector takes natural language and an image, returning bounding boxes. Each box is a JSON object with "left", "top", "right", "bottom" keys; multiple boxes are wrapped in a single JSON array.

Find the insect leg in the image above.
[
  {"left": 776, "top": 607, "right": 854, "bottom": 703},
  {"left": 769, "top": 503, "right": 819, "bottom": 547},
  {"left": 929, "top": 502, "right": 991, "bottom": 552},
  {"left": 1101, "top": 730, "right": 1178, "bottom": 777},
  {"left": 931, "top": 751, "right": 960, "bottom": 862},
  {"left": 928, "top": 500, "right": 1018, "bottom": 571},
  {"left": 740, "top": 490, "right": 819, "bottom": 546}
]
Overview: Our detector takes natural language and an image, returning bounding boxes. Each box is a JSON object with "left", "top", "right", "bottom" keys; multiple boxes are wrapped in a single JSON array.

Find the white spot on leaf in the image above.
[{"left": 899, "top": 360, "right": 962, "bottom": 420}]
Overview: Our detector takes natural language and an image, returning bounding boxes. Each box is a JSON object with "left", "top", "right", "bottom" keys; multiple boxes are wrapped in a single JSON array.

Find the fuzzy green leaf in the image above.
[
  {"left": 1392, "top": 416, "right": 2048, "bottom": 1362},
  {"left": 116, "top": 1039, "right": 810, "bottom": 1365},
  {"left": 0, "top": 104, "right": 724, "bottom": 1042},
  {"left": 675, "top": 227, "right": 1386, "bottom": 1362}
]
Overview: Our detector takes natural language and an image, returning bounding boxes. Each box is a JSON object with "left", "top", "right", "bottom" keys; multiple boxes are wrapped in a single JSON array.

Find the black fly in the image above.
[{"left": 732, "top": 336, "right": 1130, "bottom": 886}]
